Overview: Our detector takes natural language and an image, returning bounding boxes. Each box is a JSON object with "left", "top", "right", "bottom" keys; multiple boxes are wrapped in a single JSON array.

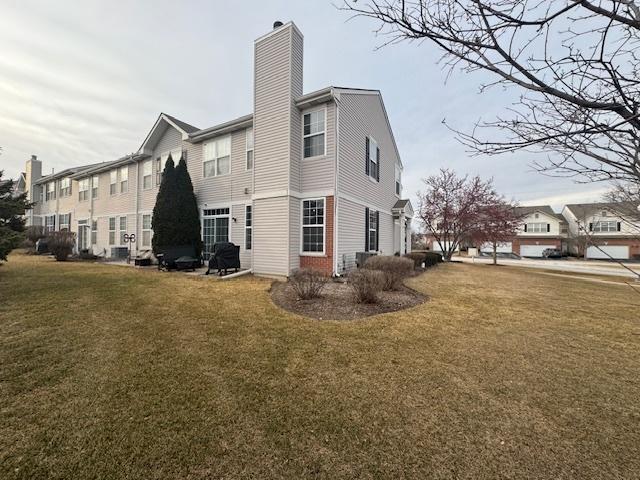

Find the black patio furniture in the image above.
[
  {"left": 157, "top": 245, "right": 201, "bottom": 271},
  {"left": 206, "top": 242, "right": 241, "bottom": 276}
]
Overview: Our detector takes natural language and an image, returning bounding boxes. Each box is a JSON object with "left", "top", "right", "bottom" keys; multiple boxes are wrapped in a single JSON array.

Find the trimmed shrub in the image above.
[
  {"left": 290, "top": 268, "right": 328, "bottom": 300},
  {"left": 404, "top": 252, "right": 426, "bottom": 268},
  {"left": 47, "top": 231, "right": 76, "bottom": 261},
  {"left": 363, "top": 255, "right": 414, "bottom": 290},
  {"left": 423, "top": 251, "right": 443, "bottom": 267},
  {"left": 348, "top": 269, "right": 384, "bottom": 303}
]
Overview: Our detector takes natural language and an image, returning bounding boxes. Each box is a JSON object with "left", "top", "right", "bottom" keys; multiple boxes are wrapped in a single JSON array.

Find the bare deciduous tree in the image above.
[
  {"left": 417, "top": 168, "right": 508, "bottom": 260},
  {"left": 470, "top": 203, "right": 522, "bottom": 265},
  {"left": 341, "top": 0, "right": 640, "bottom": 184}
]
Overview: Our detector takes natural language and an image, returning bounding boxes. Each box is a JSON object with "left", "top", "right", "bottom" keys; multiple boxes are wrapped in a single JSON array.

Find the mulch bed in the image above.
[{"left": 270, "top": 279, "right": 427, "bottom": 320}]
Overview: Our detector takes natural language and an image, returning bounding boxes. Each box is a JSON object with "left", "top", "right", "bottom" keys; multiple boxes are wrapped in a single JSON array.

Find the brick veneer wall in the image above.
[{"left": 299, "top": 196, "right": 334, "bottom": 275}]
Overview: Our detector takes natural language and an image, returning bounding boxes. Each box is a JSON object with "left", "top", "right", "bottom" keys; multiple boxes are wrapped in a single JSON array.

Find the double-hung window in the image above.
[
  {"left": 45, "top": 215, "right": 56, "bottom": 233},
  {"left": 302, "top": 198, "right": 324, "bottom": 253},
  {"left": 110, "top": 170, "right": 118, "bottom": 195},
  {"left": 60, "top": 178, "right": 71, "bottom": 197},
  {"left": 202, "top": 208, "right": 230, "bottom": 259},
  {"left": 245, "top": 205, "right": 252, "bottom": 250},
  {"left": 246, "top": 128, "right": 254, "bottom": 170},
  {"left": 119, "top": 166, "right": 128, "bottom": 193},
  {"left": 395, "top": 166, "right": 401, "bottom": 196},
  {"left": 525, "top": 222, "right": 548, "bottom": 233},
  {"left": 119, "top": 217, "right": 127, "bottom": 244},
  {"left": 58, "top": 213, "right": 70, "bottom": 231},
  {"left": 142, "top": 214, "right": 152, "bottom": 247},
  {"left": 143, "top": 161, "right": 152, "bottom": 189},
  {"left": 366, "top": 136, "right": 379, "bottom": 181},
  {"left": 592, "top": 220, "right": 618, "bottom": 232},
  {"left": 203, "top": 136, "right": 231, "bottom": 177},
  {"left": 157, "top": 149, "right": 182, "bottom": 186},
  {"left": 303, "top": 110, "right": 325, "bottom": 158},
  {"left": 367, "top": 208, "right": 378, "bottom": 252},
  {"left": 91, "top": 220, "right": 97, "bottom": 245},
  {"left": 108, "top": 217, "right": 116, "bottom": 245},
  {"left": 91, "top": 175, "right": 99, "bottom": 199},
  {"left": 78, "top": 178, "right": 89, "bottom": 201},
  {"left": 46, "top": 181, "right": 56, "bottom": 201}
]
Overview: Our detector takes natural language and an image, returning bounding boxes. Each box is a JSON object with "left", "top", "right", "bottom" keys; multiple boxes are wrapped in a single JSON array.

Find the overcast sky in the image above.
[{"left": 0, "top": 0, "right": 609, "bottom": 210}]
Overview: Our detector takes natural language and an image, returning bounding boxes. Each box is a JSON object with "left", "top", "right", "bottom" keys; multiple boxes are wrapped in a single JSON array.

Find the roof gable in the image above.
[{"left": 139, "top": 113, "right": 198, "bottom": 155}]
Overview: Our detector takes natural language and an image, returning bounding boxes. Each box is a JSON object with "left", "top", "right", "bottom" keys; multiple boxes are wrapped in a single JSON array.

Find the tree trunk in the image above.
[{"left": 493, "top": 242, "right": 497, "bottom": 266}]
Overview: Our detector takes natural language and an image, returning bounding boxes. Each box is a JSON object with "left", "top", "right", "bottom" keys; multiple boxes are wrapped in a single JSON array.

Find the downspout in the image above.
[
  {"left": 333, "top": 90, "right": 340, "bottom": 276},
  {"left": 134, "top": 154, "right": 139, "bottom": 255}
]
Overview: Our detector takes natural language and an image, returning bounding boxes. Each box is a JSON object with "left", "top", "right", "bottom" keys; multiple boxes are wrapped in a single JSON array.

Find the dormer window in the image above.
[
  {"left": 601, "top": 211, "right": 607, "bottom": 217},
  {"left": 303, "top": 110, "right": 325, "bottom": 158}
]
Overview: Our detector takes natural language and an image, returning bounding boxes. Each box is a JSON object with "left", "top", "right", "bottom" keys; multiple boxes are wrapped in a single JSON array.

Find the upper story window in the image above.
[
  {"left": 592, "top": 220, "right": 619, "bottom": 232},
  {"left": 303, "top": 110, "right": 325, "bottom": 158},
  {"left": 119, "top": 166, "right": 128, "bottom": 193},
  {"left": 60, "top": 178, "right": 71, "bottom": 197},
  {"left": 78, "top": 178, "right": 89, "bottom": 201},
  {"left": 110, "top": 170, "right": 117, "bottom": 195},
  {"left": 246, "top": 128, "right": 254, "bottom": 170},
  {"left": 366, "top": 136, "right": 379, "bottom": 182},
  {"left": 157, "top": 149, "right": 182, "bottom": 186},
  {"left": 525, "top": 222, "right": 548, "bottom": 233},
  {"left": 91, "top": 175, "right": 99, "bottom": 199},
  {"left": 143, "top": 161, "right": 153, "bottom": 189},
  {"left": 395, "top": 166, "right": 401, "bottom": 196},
  {"left": 203, "top": 136, "right": 231, "bottom": 177},
  {"left": 301, "top": 198, "right": 325, "bottom": 253},
  {"left": 45, "top": 181, "right": 56, "bottom": 201}
]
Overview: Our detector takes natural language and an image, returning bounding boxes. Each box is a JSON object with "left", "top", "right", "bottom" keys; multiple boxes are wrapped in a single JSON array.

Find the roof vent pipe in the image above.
[{"left": 273, "top": 20, "right": 283, "bottom": 29}]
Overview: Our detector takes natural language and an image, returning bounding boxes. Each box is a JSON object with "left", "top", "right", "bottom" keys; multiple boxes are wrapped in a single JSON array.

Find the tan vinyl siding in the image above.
[
  {"left": 288, "top": 197, "right": 300, "bottom": 272},
  {"left": 252, "top": 197, "right": 289, "bottom": 275},
  {"left": 231, "top": 203, "right": 252, "bottom": 269}
]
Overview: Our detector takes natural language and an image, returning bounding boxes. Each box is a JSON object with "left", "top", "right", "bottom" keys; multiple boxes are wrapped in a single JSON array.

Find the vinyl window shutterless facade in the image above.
[
  {"left": 119, "top": 166, "right": 128, "bottom": 194},
  {"left": 303, "top": 110, "right": 325, "bottom": 158},
  {"left": 110, "top": 170, "right": 118, "bottom": 195},
  {"left": 143, "top": 161, "right": 152, "bottom": 190},
  {"left": 91, "top": 175, "right": 99, "bottom": 199},
  {"left": 245, "top": 128, "right": 254, "bottom": 170},
  {"left": 368, "top": 209, "right": 378, "bottom": 251},
  {"left": 301, "top": 198, "right": 325, "bottom": 254},
  {"left": 157, "top": 149, "right": 181, "bottom": 186},
  {"left": 203, "top": 136, "right": 231, "bottom": 177},
  {"left": 142, "top": 214, "right": 152, "bottom": 247},
  {"left": 46, "top": 181, "right": 56, "bottom": 201},
  {"left": 91, "top": 220, "right": 97, "bottom": 245},
  {"left": 45, "top": 215, "right": 56, "bottom": 232},
  {"left": 78, "top": 178, "right": 89, "bottom": 201},
  {"left": 60, "top": 178, "right": 71, "bottom": 197},
  {"left": 58, "top": 213, "right": 70, "bottom": 231},
  {"left": 119, "top": 216, "right": 127, "bottom": 244},
  {"left": 108, "top": 217, "right": 116, "bottom": 245}
]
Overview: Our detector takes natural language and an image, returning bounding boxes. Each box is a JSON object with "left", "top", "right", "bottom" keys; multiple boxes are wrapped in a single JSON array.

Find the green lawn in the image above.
[{"left": 1, "top": 252, "right": 639, "bottom": 479}]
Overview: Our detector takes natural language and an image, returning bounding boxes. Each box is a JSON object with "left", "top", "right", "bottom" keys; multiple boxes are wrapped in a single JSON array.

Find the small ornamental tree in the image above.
[
  {"left": 0, "top": 170, "right": 31, "bottom": 262},
  {"left": 417, "top": 169, "right": 503, "bottom": 260},
  {"left": 471, "top": 203, "right": 522, "bottom": 265},
  {"left": 152, "top": 156, "right": 177, "bottom": 254}
]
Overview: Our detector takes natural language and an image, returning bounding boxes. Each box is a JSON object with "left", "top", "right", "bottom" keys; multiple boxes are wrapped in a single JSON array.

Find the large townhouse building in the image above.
[
  {"left": 23, "top": 21, "right": 413, "bottom": 277},
  {"left": 562, "top": 202, "right": 640, "bottom": 259},
  {"left": 511, "top": 205, "right": 568, "bottom": 257}
]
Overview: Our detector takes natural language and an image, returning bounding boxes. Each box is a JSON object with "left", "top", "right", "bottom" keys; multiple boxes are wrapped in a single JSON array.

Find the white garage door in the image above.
[
  {"left": 480, "top": 242, "right": 512, "bottom": 253},
  {"left": 520, "top": 245, "right": 556, "bottom": 257},
  {"left": 586, "top": 245, "right": 629, "bottom": 260}
]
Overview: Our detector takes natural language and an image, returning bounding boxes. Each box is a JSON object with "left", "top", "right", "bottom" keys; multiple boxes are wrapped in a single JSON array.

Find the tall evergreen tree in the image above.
[
  {"left": 151, "top": 153, "right": 202, "bottom": 256},
  {"left": 0, "top": 170, "right": 31, "bottom": 262},
  {"left": 151, "top": 156, "right": 176, "bottom": 254},
  {"left": 173, "top": 156, "right": 202, "bottom": 256}
]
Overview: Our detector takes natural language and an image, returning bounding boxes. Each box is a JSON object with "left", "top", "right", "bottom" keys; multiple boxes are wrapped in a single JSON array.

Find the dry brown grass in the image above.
[{"left": 1, "top": 252, "right": 639, "bottom": 479}]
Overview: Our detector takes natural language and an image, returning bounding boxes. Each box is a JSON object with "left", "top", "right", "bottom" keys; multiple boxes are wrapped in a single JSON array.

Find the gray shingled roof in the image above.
[
  {"left": 163, "top": 113, "right": 199, "bottom": 134},
  {"left": 34, "top": 162, "right": 104, "bottom": 185},
  {"left": 565, "top": 201, "right": 639, "bottom": 219},
  {"left": 515, "top": 205, "right": 565, "bottom": 221}
]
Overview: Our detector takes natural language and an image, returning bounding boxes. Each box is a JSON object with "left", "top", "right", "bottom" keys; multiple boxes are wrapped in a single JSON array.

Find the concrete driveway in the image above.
[{"left": 453, "top": 255, "right": 640, "bottom": 279}]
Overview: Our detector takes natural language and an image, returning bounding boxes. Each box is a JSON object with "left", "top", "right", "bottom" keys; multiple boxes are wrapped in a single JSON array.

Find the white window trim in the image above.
[
  {"left": 245, "top": 128, "right": 254, "bottom": 171},
  {"left": 244, "top": 205, "right": 252, "bottom": 250},
  {"left": 300, "top": 197, "right": 326, "bottom": 256},
  {"left": 78, "top": 178, "right": 90, "bottom": 202},
  {"left": 201, "top": 207, "right": 232, "bottom": 259},
  {"left": 302, "top": 106, "right": 327, "bottom": 160},
  {"left": 91, "top": 220, "right": 98, "bottom": 245},
  {"left": 108, "top": 217, "right": 117, "bottom": 245},
  {"left": 593, "top": 220, "right": 618, "bottom": 233},
  {"left": 203, "top": 135, "right": 232, "bottom": 178},
  {"left": 394, "top": 165, "right": 402, "bottom": 197},
  {"left": 118, "top": 216, "right": 127, "bottom": 246},
  {"left": 119, "top": 167, "right": 129, "bottom": 194},
  {"left": 367, "top": 135, "right": 379, "bottom": 183},
  {"left": 142, "top": 160, "right": 153, "bottom": 190},
  {"left": 526, "top": 222, "right": 548, "bottom": 233},
  {"left": 368, "top": 208, "right": 378, "bottom": 252},
  {"left": 142, "top": 214, "right": 152, "bottom": 247},
  {"left": 109, "top": 170, "right": 118, "bottom": 196}
]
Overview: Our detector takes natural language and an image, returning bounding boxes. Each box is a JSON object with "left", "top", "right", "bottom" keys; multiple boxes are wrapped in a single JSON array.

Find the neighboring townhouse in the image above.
[
  {"left": 511, "top": 205, "right": 568, "bottom": 257},
  {"left": 562, "top": 202, "right": 640, "bottom": 259},
  {"left": 23, "top": 21, "right": 413, "bottom": 277}
]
